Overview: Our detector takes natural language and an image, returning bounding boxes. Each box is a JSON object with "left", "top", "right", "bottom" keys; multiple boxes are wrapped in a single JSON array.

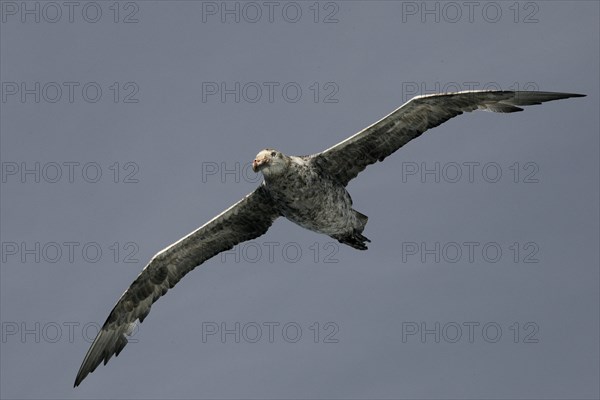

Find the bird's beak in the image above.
[{"left": 252, "top": 157, "right": 268, "bottom": 173}]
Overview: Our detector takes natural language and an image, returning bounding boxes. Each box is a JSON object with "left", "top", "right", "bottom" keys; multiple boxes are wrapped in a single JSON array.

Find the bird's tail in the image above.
[
  {"left": 335, "top": 210, "right": 370, "bottom": 250},
  {"left": 334, "top": 230, "right": 371, "bottom": 251}
]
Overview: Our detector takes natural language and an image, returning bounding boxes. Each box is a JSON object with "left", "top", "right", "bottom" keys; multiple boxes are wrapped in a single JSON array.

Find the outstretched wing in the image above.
[
  {"left": 75, "top": 185, "right": 279, "bottom": 386},
  {"left": 311, "top": 91, "right": 585, "bottom": 186}
]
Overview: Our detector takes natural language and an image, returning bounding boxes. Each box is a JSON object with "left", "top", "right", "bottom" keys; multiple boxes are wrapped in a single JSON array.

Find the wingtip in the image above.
[
  {"left": 74, "top": 369, "right": 88, "bottom": 387},
  {"left": 74, "top": 372, "right": 81, "bottom": 387},
  {"left": 558, "top": 92, "right": 586, "bottom": 98}
]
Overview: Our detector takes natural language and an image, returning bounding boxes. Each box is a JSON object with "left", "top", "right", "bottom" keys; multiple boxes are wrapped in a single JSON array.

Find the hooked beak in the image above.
[{"left": 252, "top": 157, "right": 268, "bottom": 173}]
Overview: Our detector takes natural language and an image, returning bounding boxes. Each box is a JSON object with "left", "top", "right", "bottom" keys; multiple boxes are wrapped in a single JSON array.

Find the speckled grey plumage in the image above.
[
  {"left": 75, "top": 90, "right": 585, "bottom": 387},
  {"left": 264, "top": 155, "right": 367, "bottom": 238}
]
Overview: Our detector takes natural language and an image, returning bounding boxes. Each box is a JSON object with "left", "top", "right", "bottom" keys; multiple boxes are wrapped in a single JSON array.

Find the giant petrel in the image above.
[{"left": 75, "top": 90, "right": 584, "bottom": 386}]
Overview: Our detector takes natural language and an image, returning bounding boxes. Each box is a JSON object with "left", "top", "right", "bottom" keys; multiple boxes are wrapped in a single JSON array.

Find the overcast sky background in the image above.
[{"left": 1, "top": 1, "right": 598, "bottom": 399}]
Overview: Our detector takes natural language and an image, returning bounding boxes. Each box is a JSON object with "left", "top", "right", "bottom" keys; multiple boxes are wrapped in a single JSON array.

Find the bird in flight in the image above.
[{"left": 75, "top": 90, "right": 584, "bottom": 386}]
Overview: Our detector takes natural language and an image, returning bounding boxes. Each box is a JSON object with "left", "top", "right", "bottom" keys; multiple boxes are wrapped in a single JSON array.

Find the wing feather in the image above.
[
  {"left": 311, "top": 90, "right": 585, "bottom": 186},
  {"left": 74, "top": 185, "right": 279, "bottom": 386}
]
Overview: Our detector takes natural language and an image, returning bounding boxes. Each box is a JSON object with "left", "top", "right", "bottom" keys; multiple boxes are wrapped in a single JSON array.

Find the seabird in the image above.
[{"left": 75, "top": 90, "right": 584, "bottom": 386}]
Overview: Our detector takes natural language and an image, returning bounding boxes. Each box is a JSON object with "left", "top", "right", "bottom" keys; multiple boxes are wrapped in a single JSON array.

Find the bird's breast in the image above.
[{"left": 266, "top": 169, "right": 354, "bottom": 235}]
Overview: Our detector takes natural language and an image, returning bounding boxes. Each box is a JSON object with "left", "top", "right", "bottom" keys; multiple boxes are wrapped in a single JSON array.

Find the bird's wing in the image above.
[
  {"left": 310, "top": 91, "right": 584, "bottom": 186},
  {"left": 74, "top": 185, "right": 279, "bottom": 386}
]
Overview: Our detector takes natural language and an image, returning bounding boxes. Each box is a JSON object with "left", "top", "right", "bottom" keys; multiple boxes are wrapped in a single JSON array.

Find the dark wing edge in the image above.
[
  {"left": 74, "top": 185, "right": 279, "bottom": 387},
  {"left": 310, "top": 90, "right": 585, "bottom": 186}
]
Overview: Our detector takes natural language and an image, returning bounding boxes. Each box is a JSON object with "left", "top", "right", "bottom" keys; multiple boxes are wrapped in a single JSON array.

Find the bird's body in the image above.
[
  {"left": 260, "top": 153, "right": 368, "bottom": 246},
  {"left": 74, "top": 90, "right": 585, "bottom": 387}
]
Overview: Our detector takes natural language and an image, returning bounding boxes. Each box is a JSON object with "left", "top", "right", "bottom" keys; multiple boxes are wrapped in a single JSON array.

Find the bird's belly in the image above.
[{"left": 276, "top": 186, "right": 356, "bottom": 235}]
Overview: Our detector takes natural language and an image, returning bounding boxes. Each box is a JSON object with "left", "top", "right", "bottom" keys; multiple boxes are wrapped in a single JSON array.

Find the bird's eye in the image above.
[{"left": 271, "top": 151, "right": 276, "bottom": 157}]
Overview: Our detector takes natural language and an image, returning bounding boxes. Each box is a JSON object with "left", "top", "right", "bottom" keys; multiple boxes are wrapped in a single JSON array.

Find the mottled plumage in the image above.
[{"left": 75, "top": 90, "right": 584, "bottom": 386}]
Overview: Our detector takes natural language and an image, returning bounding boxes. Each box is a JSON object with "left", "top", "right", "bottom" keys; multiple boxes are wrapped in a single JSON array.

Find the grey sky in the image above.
[{"left": 1, "top": 1, "right": 598, "bottom": 399}]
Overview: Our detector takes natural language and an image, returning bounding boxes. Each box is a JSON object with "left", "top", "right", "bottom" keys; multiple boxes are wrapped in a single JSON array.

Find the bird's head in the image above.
[{"left": 252, "top": 149, "right": 288, "bottom": 177}]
